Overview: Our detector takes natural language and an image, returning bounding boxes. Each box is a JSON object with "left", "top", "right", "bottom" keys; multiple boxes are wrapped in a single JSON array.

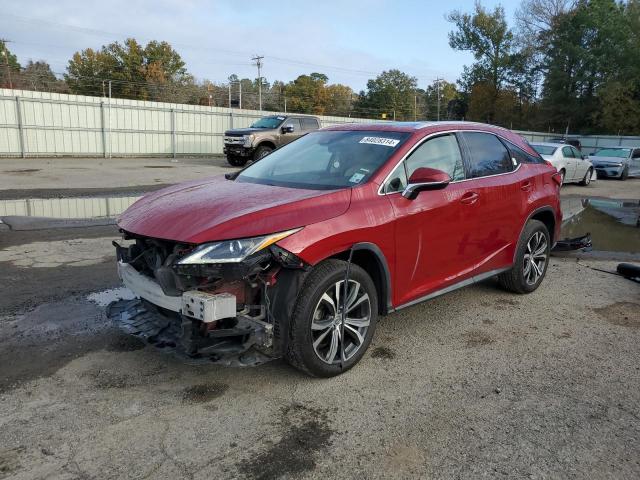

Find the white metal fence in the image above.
[
  {"left": 1, "top": 88, "right": 639, "bottom": 157},
  {"left": 516, "top": 130, "right": 640, "bottom": 155},
  {"left": 0, "top": 88, "right": 375, "bottom": 158}
]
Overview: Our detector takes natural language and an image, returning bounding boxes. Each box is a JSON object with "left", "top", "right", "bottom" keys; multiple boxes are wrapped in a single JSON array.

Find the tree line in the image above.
[
  {"left": 447, "top": 0, "right": 640, "bottom": 134},
  {"left": 1, "top": 0, "right": 639, "bottom": 134}
]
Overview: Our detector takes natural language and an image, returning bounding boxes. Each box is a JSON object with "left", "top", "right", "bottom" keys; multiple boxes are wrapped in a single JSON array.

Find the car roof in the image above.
[
  {"left": 323, "top": 120, "right": 512, "bottom": 133},
  {"left": 594, "top": 146, "right": 637, "bottom": 149},
  {"left": 323, "top": 120, "right": 538, "bottom": 155},
  {"left": 531, "top": 142, "right": 566, "bottom": 148}
]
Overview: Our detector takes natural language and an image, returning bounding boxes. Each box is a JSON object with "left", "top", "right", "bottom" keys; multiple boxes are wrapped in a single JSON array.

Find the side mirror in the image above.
[
  {"left": 402, "top": 167, "right": 451, "bottom": 200},
  {"left": 281, "top": 124, "right": 294, "bottom": 134}
]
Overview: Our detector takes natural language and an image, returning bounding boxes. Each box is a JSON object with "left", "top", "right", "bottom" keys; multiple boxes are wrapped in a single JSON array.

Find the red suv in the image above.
[{"left": 113, "top": 122, "right": 562, "bottom": 377}]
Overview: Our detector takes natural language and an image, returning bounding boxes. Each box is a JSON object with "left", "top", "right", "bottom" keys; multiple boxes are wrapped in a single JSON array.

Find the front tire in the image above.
[
  {"left": 498, "top": 219, "right": 550, "bottom": 294},
  {"left": 620, "top": 166, "right": 629, "bottom": 180},
  {"left": 285, "top": 259, "right": 378, "bottom": 377},
  {"left": 226, "top": 155, "right": 248, "bottom": 167},
  {"left": 253, "top": 145, "right": 273, "bottom": 161}
]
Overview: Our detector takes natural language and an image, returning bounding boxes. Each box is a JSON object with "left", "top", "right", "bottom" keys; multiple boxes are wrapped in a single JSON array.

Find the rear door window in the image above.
[
  {"left": 562, "top": 146, "right": 575, "bottom": 158},
  {"left": 571, "top": 146, "right": 582, "bottom": 159},
  {"left": 461, "top": 132, "right": 513, "bottom": 178},
  {"left": 301, "top": 118, "right": 320, "bottom": 131}
]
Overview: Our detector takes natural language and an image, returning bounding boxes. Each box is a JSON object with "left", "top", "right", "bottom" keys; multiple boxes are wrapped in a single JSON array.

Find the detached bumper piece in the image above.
[
  {"left": 552, "top": 233, "right": 592, "bottom": 252},
  {"left": 106, "top": 299, "right": 275, "bottom": 367}
]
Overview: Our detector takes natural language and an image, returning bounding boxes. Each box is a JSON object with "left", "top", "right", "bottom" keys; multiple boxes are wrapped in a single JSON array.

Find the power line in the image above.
[{"left": 0, "top": 13, "right": 452, "bottom": 83}]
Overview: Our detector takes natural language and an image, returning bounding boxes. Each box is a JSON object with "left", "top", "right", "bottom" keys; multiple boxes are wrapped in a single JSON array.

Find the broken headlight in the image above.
[{"left": 178, "top": 228, "right": 301, "bottom": 265}]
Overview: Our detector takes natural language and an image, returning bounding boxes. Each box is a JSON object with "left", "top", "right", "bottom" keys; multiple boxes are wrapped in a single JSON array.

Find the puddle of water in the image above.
[
  {"left": 561, "top": 197, "right": 640, "bottom": 253},
  {"left": 87, "top": 287, "right": 136, "bottom": 306},
  {"left": 0, "top": 195, "right": 141, "bottom": 219}
]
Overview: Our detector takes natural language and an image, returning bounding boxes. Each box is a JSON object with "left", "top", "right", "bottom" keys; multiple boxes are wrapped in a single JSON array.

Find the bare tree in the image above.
[{"left": 516, "top": 0, "right": 577, "bottom": 45}]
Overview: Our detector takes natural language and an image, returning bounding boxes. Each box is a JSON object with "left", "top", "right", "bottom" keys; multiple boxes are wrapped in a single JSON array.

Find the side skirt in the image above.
[{"left": 392, "top": 267, "right": 511, "bottom": 312}]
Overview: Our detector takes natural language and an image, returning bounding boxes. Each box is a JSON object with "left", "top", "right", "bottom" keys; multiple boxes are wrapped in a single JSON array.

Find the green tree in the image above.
[
  {"left": 0, "top": 40, "right": 20, "bottom": 88},
  {"left": 65, "top": 38, "right": 190, "bottom": 100},
  {"left": 356, "top": 69, "right": 418, "bottom": 120},
  {"left": 447, "top": 2, "right": 525, "bottom": 122},
  {"left": 19, "top": 61, "right": 67, "bottom": 92},
  {"left": 424, "top": 80, "right": 460, "bottom": 120},
  {"left": 541, "top": 0, "right": 631, "bottom": 133}
]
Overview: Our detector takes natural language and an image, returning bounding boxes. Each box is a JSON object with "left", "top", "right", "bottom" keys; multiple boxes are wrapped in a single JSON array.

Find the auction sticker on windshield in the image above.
[{"left": 359, "top": 136, "right": 400, "bottom": 147}]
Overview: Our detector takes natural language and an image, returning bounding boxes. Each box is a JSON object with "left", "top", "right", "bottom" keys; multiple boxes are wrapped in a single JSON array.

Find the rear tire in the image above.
[
  {"left": 498, "top": 219, "right": 550, "bottom": 294},
  {"left": 579, "top": 168, "right": 592, "bottom": 186},
  {"left": 558, "top": 169, "right": 566, "bottom": 186},
  {"left": 226, "top": 155, "right": 248, "bottom": 167},
  {"left": 285, "top": 259, "right": 378, "bottom": 377}
]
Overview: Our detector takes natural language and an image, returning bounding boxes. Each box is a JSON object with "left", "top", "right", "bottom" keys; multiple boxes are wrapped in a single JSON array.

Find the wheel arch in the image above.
[
  {"left": 515, "top": 207, "right": 557, "bottom": 263},
  {"left": 330, "top": 242, "right": 393, "bottom": 315},
  {"left": 256, "top": 140, "right": 276, "bottom": 150}
]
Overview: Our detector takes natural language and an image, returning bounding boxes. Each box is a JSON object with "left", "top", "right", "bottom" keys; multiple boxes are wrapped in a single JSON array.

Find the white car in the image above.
[{"left": 531, "top": 142, "right": 594, "bottom": 186}]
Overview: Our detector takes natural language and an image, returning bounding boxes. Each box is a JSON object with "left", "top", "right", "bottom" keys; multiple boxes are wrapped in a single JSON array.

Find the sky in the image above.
[{"left": 1, "top": 0, "right": 522, "bottom": 91}]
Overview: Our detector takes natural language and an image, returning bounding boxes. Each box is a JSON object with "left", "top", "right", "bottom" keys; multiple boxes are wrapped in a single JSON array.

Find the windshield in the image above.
[
  {"left": 532, "top": 145, "right": 557, "bottom": 156},
  {"left": 250, "top": 116, "right": 285, "bottom": 129},
  {"left": 236, "top": 130, "right": 410, "bottom": 190},
  {"left": 592, "top": 148, "right": 631, "bottom": 158}
]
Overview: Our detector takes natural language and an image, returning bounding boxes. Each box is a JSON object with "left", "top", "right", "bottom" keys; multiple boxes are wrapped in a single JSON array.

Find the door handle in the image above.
[
  {"left": 460, "top": 191, "right": 479, "bottom": 204},
  {"left": 520, "top": 181, "right": 533, "bottom": 192}
]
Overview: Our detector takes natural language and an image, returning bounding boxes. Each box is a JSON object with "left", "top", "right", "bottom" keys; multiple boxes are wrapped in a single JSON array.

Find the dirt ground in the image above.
[{"left": 1, "top": 158, "right": 639, "bottom": 479}]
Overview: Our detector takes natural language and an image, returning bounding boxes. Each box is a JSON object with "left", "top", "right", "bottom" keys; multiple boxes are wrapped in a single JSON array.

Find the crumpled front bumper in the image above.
[
  {"left": 107, "top": 299, "right": 274, "bottom": 366},
  {"left": 110, "top": 261, "right": 275, "bottom": 366}
]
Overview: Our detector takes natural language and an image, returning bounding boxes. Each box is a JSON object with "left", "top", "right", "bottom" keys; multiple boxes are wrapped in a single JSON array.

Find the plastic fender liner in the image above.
[{"left": 266, "top": 268, "right": 309, "bottom": 357}]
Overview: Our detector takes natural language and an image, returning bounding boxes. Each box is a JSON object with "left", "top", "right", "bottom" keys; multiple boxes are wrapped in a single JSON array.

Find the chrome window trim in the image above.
[{"left": 378, "top": 129, "right": 522, "bottom": 196}]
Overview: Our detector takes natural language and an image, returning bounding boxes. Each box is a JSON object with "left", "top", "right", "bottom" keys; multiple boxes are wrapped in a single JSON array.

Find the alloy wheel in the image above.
[
  {"left": 311, "top": 279, "right": 371, "bottom": 364},
  {"left": 522, "top": 231, "right": 548, "bottom": 286}
]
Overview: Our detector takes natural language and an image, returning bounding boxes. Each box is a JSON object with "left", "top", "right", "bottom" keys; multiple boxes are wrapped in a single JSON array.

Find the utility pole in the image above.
[
  {"left": 435, "top": 78, "right": 444, "bottom": 121},
  {"left": 108, "top": 80, "right": 112, "bottom": 159},
  {"left": 1, "top": 39, "right": 13, "bottom": 89},
  {"left": 414, "top": 95, "right": 417, "bottom": 121},
  {"left": 239, "top": 82, "right": 242, "bottom": 109},
  {"left": 252, "top": 55, "right": 264, "bottom": 111},
  {"left": 228, "top": 83, "right": 232, "bottom": 108}
]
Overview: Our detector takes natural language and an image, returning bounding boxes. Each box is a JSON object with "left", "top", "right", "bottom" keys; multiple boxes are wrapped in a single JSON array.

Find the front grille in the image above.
[{"left": 224, "top": 136, "right": 244, "bottom": 145}]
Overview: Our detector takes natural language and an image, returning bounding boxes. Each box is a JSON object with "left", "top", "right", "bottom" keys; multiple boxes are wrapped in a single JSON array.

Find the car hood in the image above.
[
  {"left": 589, "top": 156, "right": 626, "bottom": 165},
  {"left": 224, "top": 127, "right": 272, "bottom": 136},
  {"left": 117, "top": 176, "right": 352, "bottom": 244}
]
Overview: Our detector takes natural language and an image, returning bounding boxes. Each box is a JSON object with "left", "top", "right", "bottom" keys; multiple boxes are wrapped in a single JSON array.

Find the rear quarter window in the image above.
[{"left": 508, "top": 142, "right": 546, "bottom": 165}]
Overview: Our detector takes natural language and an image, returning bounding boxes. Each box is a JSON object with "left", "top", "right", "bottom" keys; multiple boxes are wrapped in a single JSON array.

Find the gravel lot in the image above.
[{"left": 0, "top": 160, "right": 639, "bottom": 479}]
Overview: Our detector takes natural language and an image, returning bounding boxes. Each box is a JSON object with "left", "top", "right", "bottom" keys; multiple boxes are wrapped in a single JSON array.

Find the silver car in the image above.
[
  {"left": 531, "top": 143, "right": 594, "bottom": 186},
  {"left": 588, "top": 147, "right": 640, "bottom": 180}
]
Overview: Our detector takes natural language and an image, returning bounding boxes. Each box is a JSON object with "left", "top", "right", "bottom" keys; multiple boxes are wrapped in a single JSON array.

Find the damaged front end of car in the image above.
[{"left": 108, "top": 229, "right": 308, "bottom": 366}]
